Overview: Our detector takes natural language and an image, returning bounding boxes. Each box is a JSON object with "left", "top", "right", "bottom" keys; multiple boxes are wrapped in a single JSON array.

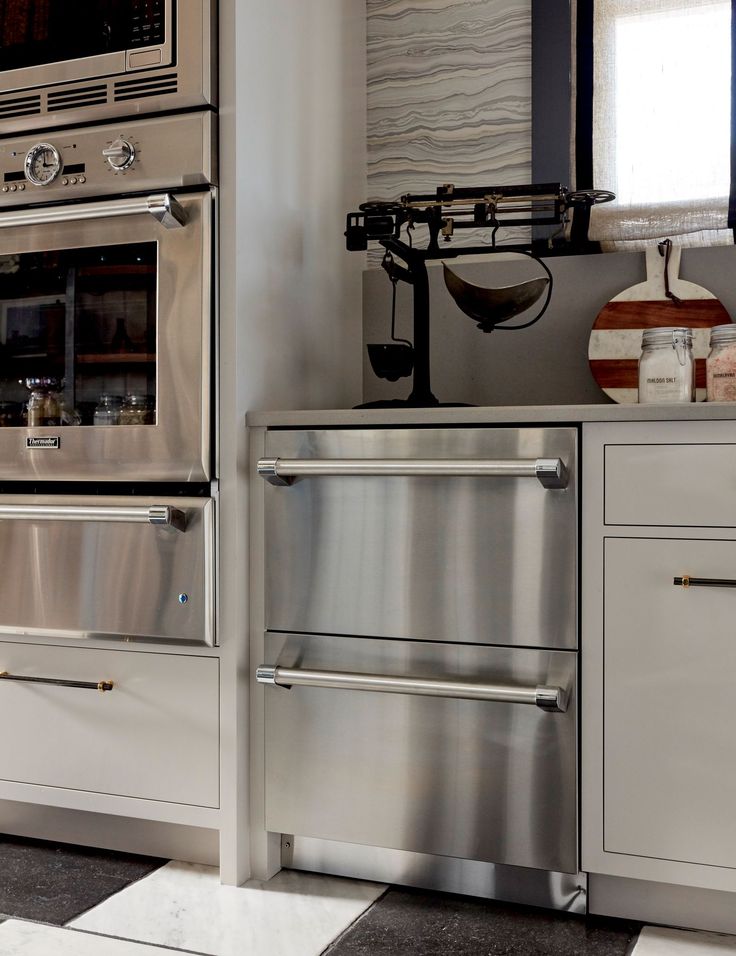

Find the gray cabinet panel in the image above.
[
  {"left": 604, "top": 537, "right": 736, "bottom": 869},
  {"left": 605, "top": 444, "right": 736, "bottom": 527}
]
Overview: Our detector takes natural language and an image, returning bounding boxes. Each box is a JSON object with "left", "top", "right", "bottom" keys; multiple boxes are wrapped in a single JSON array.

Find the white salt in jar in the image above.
[
  {"left": 706, "top": 325, "right": 736, "bottom": 402},
  {"left": 638, "top": 327, "right": 695, "bottom": 404}
]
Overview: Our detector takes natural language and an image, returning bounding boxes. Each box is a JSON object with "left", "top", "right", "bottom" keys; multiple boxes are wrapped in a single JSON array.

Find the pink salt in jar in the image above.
[{"left": 707, "top": 325, "right": 736, "bottom": 401}]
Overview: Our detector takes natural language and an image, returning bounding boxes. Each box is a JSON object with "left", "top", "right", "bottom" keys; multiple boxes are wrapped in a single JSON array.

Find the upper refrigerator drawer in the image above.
[
  {"left": 259, "top": 427, "right": 578, "bottom": 650},
  {"left": 0, "top": 495, "right": 214, "bottom": 646}
]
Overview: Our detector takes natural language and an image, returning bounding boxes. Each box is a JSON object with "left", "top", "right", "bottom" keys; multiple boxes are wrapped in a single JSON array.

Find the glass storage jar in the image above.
[
  {"left": 706, "top": 325, "right": 736, "bottom": 402},
  {"left": 638, "top": 327, "right": 695, "bottom": 404},
  {"left": 93, "top": 394, "right": 122, "bottom": 425},
  {"left": 25, "top": 378, "right": 62, "bottom": 426},
  {"left": 119, "top": 393, "right": 154, "bottom": 425}
]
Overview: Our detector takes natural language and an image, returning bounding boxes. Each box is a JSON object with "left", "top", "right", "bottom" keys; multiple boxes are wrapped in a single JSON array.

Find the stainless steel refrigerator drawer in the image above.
[
  {"left": 0, "top": 641, "right": 219, "bottom": 807},
  {"left": 0, "top": 496, "right": 214, "bottom": 645},
  {"left": 260, "top": 427, "right": 577, "bottom": 650},
  {"left": 259, "top": 632, "right": 578, "bottom": 874}
]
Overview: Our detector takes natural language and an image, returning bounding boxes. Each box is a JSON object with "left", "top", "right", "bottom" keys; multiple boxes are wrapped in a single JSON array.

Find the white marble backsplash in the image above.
[{"left": 366, "top": 0, "right": 532, "bottom": 260}]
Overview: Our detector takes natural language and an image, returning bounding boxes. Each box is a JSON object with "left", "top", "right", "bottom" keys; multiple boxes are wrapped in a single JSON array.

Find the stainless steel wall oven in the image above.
[
  {"left": 0, "top": 111, "right": 215, "bottom": 482},
  {"left": 0, "top": 0, "right": 215, "bottom": 134},
  {"left": 0, "top": 110, "right": 217, "bottom": 653}
]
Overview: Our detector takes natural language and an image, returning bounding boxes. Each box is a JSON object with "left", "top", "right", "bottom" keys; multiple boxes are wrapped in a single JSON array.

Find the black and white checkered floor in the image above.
[{"left": 0, "top": 837, "right": 733, "bottom": 955}]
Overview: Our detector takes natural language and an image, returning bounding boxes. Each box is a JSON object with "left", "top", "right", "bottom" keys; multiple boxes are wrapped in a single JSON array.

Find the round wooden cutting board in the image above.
[{"left": 588, "top": 245, "right": 732, "bottom": 402}]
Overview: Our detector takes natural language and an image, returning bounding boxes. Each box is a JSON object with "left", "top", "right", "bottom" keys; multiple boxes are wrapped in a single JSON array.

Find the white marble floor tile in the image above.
[
  {"left": 70, "top": 862, "right": 386, "bottom": 956},
  {"left": 0, "top": 920, "right": 198, "bottom": 956},
  {"left": 634, "top": 925, "right": 736, "bottom": 954}
]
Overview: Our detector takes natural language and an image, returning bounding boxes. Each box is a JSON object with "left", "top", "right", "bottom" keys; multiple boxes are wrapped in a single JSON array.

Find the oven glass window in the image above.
[
  {"left": 0, "top": 242, "right": 157, "bottom": 427},
  {"left": 0, "top": 0, "right": 165, "bottom": 72}
]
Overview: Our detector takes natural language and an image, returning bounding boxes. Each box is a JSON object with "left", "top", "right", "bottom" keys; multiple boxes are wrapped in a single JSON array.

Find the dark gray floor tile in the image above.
[
  {"left": 325, "top": 888, "right": 641, "bottom": 956},
  {"left": 0, "top": 835, "right": 165, "bottom": 925}
]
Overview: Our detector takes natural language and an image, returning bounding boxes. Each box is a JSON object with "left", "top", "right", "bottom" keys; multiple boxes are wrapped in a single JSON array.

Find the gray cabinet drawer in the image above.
[
  {"left": 604, "top": 537, "right": 736, "bottom": 869},
  {"left": 263, "top": 427, "right": 577, "bottom": 650},
  {"left": 0, "top": 642, "right": 219, "bottom": 807},
  {"left": 605, "top": 444, "right": 736, "bottom": 527},
  {"left": 261, "top": 632, "right": 577, "bottom": 874}
]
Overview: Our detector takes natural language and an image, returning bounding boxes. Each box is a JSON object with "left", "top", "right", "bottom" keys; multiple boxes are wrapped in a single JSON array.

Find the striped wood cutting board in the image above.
[{"left": 588, "top": 246, "right": 731, "bottom": 402}]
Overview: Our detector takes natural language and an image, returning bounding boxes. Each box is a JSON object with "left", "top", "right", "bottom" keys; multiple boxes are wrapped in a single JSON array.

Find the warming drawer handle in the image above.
[
  {"left": 0, "top": 504, "right": 186, "bottom": 532},
  {"left": 674, "top": 575, "right": 736, "bottom": 589},
  {"left": 0, "top": 672, "right": 114, "bottom": 693},
  {"left": 255, "top": 665, "right": 568, "bottom": 713},
  {"left": 257, "top": 457, "right": 569, "bottom": 490},
  {"left": 0, "top": 193, "right": 187, "bottom": 230}
]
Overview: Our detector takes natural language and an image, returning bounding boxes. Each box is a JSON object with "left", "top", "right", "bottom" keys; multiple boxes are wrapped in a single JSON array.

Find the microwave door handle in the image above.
[
  {"left": 257, "top": 457, "right": 569, "bottom": 490},
  {"left": 0, "top": 504, "right": 186, "bottom": 532},
  {"left": 256, "top": 665, "right": 569, "bottom": 713},
  {"left": 0, "top": 193, "right": 187, "bottom": 230}
]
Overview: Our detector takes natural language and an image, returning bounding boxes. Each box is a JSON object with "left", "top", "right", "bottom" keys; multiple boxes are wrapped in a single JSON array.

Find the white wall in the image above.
[{"left": 218, "top": 0, "right": 366, "bottom": 884}]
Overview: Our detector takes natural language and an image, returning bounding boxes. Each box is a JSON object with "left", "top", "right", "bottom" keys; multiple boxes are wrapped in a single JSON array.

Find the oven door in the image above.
[{"left": 0, "top": 190, "right": 212, "bottom": 481}]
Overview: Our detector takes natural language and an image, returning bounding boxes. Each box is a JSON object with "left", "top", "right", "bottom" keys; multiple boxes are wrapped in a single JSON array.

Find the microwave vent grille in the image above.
[
  {"left": 114, "top": 72, "right": 179, "bottom": 103},
  {"left": 0, "top": 93, "right": 42, "bottom": 119},
  {"left": 48, "top": 84, "right": 108, "bottom": 112}
]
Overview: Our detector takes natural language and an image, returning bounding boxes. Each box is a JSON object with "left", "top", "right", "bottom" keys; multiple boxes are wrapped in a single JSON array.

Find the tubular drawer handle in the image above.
[
  {"left": 0, "top": 504, "right": 186, "bottom": 532},
  {"left": 256, "top": 665, "right": 567, "bottom": 712},
  {"left": 0, "top": 671, "right": 114, "bottom": 693},
  {"left": 257, "top": 457, "right": 569, "bottom": 490},
  {"left": 0, "top": 193, "right": 187, "bottom": 230},
  {"left": 674, "top": 575, "right": 736, "bottom": 589}
]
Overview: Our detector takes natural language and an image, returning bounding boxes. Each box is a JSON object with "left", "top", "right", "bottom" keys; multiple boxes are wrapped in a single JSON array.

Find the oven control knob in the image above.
[{"left": 103, "top": 139, "right": 136, "bottom": 171}]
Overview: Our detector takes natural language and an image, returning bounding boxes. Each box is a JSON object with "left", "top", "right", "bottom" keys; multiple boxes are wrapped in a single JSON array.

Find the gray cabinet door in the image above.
[{"left": 604, "top": 537, "right": 736, "bottom": 869}]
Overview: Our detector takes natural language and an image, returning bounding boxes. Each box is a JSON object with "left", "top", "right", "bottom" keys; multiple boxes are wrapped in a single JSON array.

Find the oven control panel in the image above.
[{"left": 0, "top": 111, "right": 216, "bottom": 206}]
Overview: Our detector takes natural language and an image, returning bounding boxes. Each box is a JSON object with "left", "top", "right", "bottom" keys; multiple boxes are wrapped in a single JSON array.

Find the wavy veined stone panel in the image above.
[{"left": 366, "top": 0, "right": 532, "bottom": 261}]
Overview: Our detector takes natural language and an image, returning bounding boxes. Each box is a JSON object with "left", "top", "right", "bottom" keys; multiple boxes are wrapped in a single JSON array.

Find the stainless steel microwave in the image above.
[{"left": 0, "top": 0, "right": 216, "bottom": 134}]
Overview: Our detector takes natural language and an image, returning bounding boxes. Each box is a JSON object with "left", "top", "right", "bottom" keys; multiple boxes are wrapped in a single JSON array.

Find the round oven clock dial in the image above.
[{"left": 24, "top": 143, "right": 62, "bottom": 187}]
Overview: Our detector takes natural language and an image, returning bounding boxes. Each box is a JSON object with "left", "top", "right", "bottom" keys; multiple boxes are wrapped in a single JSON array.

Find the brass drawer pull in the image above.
[
  {"left": 0, "top": 671, "right": 114, "bottom": 693},
  {"left": 674, "top": 575, "right": 736, "bottom": 589}
]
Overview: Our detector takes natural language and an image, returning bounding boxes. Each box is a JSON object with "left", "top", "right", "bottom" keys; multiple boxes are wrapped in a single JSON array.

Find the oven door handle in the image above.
[
  {"left": 256, "top": 665, "right": 568, "bottom": 712},
  {"left": 257, "top": 456, "right": 569, "bottom": 489},
  {"left": 0, "top": 504, "right": 186, "bottom": 532},
  {"left": 0, "top": 193, "right": 187, "bottom": 230}
]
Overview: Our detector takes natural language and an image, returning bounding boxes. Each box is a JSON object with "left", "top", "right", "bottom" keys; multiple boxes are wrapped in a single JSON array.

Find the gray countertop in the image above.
[{"left": 247, "top": 402, "right": 736, "bottom": 429}]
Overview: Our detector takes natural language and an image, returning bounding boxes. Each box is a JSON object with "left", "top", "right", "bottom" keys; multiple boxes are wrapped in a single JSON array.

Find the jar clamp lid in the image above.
[
  {"left": 641, "top": 327, "right": 693, "bottom": 347},
  {"left": 709, "top": 324, "right": 736, "bottom": 346}
]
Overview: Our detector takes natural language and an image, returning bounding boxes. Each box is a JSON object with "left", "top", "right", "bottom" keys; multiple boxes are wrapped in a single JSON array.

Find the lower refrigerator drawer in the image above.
[
  {"left": 260, "top": 632, "right": 578, "bottom": 874},
  {"left": 0, "top": 641, "right": 219, "bottom": 807}
]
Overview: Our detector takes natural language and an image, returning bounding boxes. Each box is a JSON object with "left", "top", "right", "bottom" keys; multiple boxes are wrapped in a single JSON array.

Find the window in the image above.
[{"left": 579, "top": 0, "right": 733, "bottom": 248}]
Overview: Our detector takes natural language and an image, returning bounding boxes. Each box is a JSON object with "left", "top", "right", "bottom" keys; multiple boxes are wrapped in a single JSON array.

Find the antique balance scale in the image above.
[{"left": 345, "top": 182, "right": 614, "bottom": 407}]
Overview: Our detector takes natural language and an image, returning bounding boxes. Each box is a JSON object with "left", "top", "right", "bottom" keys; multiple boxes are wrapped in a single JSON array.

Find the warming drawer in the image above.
[
  {"left": 259, "top": 427, "right": 577, "bottom": 650},
  {"left": 259, "top": 631, "right": 578, "bottom": 874},
  {"left": 0, "top": 495, "right": 214, "bottom": 645}
]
